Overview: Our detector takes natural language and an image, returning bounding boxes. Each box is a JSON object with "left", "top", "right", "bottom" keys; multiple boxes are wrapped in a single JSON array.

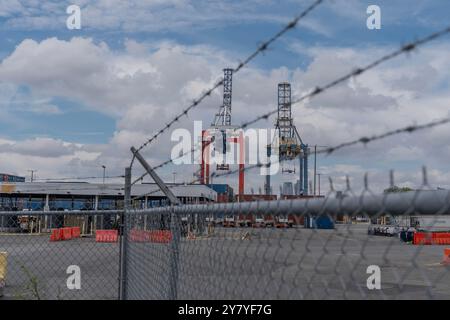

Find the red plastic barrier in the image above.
[
  {"left": 60, "top": 227, "right": 73, "bottom": 241},
  {"left": 71, "top": 227, "right": 81, "bottom": 239},
  {"left": 413, "top": 232, "right": 450, "bottom": 245},
  {"left": 433, "top": 233, "right": 450, "bottom": 245},
  {"left": 96, "top": 230, "right": 118, "bottom": 243},
  {"left": 129, "top": 229, "right": 172, "bottom": 243},
  {"left": 151, "top": 230, "right": 172, "bottom": 243},
  {"left": 129, "top": 229, "right": 147, "bottom": 242},
  {"left": 50, "top": 229, "right": 61, "bottom": 241}
]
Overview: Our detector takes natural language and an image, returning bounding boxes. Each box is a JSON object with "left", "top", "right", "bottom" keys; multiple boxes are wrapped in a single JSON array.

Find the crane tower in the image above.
[
  {"left": 212, "top": 68, "right": 233, "bottom": 171},
  {"left": 213, "top": 68, "right": 233, "bottom": 127},
  {"left": 267, "top": 82, "right": 309, "bottom": 195}
]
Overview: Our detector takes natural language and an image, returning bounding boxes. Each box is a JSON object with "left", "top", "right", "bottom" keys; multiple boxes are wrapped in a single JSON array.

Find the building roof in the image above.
[{"left": 0, "top": 182, "right": 217, "bottom": 200}]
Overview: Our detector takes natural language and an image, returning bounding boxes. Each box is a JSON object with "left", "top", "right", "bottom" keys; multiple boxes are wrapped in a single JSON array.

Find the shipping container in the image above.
[
  {"left": 280, "top": 195, "right": 325, "bottom": 200},
  {"left": 288, "top": 214, "right": 304, "bottom": 226},
  {"left": 304, "top": 215, "right": 334, "bottom": 229},
  {"left": 252, "top": 215, "right": 265, "bottom": 228},
  {"left": 236, "top": 194, "right": 277, "bottom": 202},
  {"left": 216, "top": 194, "right": 229, "bottom": 203},
  {"left": 264, "top": 214, "right": 275, "bottom": 227},
  {"left": 275, "top": 216, "right": 294, "bottom": 228},
  {"left": 223, "top": 216, "right": 236, "bottom": 228},
  {"left": 237, "top": 214, "right": 248, "bottom": 227}
]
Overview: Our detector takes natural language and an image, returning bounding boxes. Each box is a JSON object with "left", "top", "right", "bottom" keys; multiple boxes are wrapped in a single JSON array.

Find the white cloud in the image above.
[
  {"left": 0, "top": 0, "right": 24, "bottom": 17},
  {"left": 0, "top": 0, "right": 329, "bottom": 36},
  {"left": 0, "top": 37, "right": 229, "bottom": 120},
  {"left": 0, "top": 36, "right": 449, "bottom": 194},
  {"left": 0, "top": 137, "right": 79, "bottom": 158}
]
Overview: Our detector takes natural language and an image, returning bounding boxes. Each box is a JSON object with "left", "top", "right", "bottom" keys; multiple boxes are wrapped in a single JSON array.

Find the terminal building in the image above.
[
  {"left": 0, "top": 182, "right": 217, "bottom": 211},
  {"left": 1, "top": 173, "right": 25, "bottom": 183},
  {"left": 0, "top": 182, "right": 217, "bottom": 233}
]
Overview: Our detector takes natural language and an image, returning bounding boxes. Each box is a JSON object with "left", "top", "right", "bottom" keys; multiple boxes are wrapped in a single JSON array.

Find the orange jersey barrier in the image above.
[
  {"left": 96, "top": 230, "right": 118, "bottom": 243},
  {"left": 50, "top": 229, "right": 61, "bottom": 241},
  {"left": 413, "top": 232, "right": 450, "bottom": 245},
  {"left": 60, "top": 227, "right": 73, "bottom": 241},
  {"left": 129, "top": 229, "right": 149, "bottom": 242},
  {"left": 71, "top": 227, "right": 81, "bottom": 238},
  {"left": 151, "top": 230, "right": 172, "bottom": 243},
  {"left": 129, "top": 229, "right": 172, "bottom": 243}
]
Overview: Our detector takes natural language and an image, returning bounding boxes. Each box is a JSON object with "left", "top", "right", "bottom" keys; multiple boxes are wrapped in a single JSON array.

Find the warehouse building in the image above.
[
  {"left": 0, "top": 182, "right": 216, "bottom": 233},
  {"left": 0, "top": 173, "right": 25, "bottom": 183}
]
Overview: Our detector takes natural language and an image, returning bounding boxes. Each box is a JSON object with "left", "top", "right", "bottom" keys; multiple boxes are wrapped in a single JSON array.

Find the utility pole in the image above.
[
  {"left": 317, "top": 173, "right": 322, "bottom": 196},
  {"left": 102, "top": 165, "right": 106, "bottom": 184},
  {"left": 28, "top": 170, "right": 36, "bottom": 183},
  {"left": 313, "top": 145, "right": 317, "bottom": 196},
  {"left": 313, "top": 145, "right": 329, "bottom": 196}
]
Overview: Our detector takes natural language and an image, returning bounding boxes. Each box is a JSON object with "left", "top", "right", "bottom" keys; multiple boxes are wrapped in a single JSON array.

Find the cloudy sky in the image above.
[{"left": 0, "top": 0, "right": 449, "bottom": 194}]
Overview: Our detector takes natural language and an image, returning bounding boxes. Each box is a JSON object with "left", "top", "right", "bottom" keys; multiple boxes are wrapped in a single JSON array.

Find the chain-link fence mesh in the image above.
[
  {"left": 0, "top": 211, "right": 120, "bottom": 300},
  {"left": 0, "top": 181, "right": 450, "bottom": 299},
  {"left": 122, "top": 184, "right": 450, "bottom": 300},
  {"left": 1, "top": 180, "right": 450, "bottom": 300}
]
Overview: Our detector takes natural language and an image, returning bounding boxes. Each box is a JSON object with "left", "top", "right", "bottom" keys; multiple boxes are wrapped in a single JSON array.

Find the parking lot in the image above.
[{"left": 1, "top": 224, "right": 450, "bottom": 300}]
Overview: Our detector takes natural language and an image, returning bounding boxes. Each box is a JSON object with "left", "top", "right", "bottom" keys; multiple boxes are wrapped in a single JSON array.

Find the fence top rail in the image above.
[
  {"left": 0, "top": 209, "right": 124, "bottom": 216},
  {"left": 1, "top": 190, "right": 448, "bottom": 217},
  {"left": 128, "top": 190, "right": 450, "bottom": 217}
]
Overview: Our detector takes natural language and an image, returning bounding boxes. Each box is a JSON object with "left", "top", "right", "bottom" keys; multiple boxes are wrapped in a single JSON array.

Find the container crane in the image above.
[
  {"left": 198, "top": 69, "right": 245, "bottom": 196},
  {"left": 265, "top": 82, "right": 309, "bottom": 196}
]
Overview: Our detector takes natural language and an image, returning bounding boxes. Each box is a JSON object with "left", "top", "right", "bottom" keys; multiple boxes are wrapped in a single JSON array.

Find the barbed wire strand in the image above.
[
  {"left": 129, "top": 0, "right": 325, "bottom": 168},
  {"left": 239, "top": 26, "right": 450, "bottom": 129},
  {"left": 133, "top": 25, "right": 450, "bottom": 189}
]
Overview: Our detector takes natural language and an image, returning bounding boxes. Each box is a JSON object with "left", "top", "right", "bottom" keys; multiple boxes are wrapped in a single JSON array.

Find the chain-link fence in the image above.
[
  {"left": 1, "top": 186, "right": 450, "bottom": 300},
  {"left": 0, "top": 210, "right": 121, "bottom": 300},
  {"left": 122, "top": 187, "right": 450, "bottom": 300}
]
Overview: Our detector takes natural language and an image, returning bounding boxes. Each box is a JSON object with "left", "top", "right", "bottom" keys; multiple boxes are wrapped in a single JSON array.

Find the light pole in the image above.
[
  {"left": 101, "top": 165, "right": 106, "bottom": 184},
  {"left": 313, "top": 146, "right": 329, "bottom": 196},
  {"left": 313, "top": 145, "right": 317, "bottom": 196},
  {"left": 317, "top": 173, "right": 322, "bottom": 196},
  {"left": 28, "top": 169, "right": 37, "bottom": 183}
]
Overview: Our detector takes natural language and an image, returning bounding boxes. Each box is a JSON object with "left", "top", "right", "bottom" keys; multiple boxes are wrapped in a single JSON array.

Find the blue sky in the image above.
[
  {"left": 0, "top": 0, "right": 450, "bottom": 192},
  {"left": 0, "top": 0, "right": 448, "bottom": 143}
]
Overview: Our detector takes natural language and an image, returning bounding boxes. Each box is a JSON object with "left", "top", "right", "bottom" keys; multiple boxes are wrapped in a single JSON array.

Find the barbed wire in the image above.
[
  {"left": 129, "top": 0, "right": 325, "bottom": 168},
  {"left": 130, "top": 111, "right": 450, "bottom": 202},
  {"left": 209, "top": 116, "right": 450, "bottom": 180},
  {"left": 239, "top": 26, "right": 450, "bottom": 129},
  {"left": 133, "top": 25, "right": 450, "bottom": 190},
  {"left": 320, "top": 116, "right": 450, "bottom": 155},
  {"left": 15, "top": 110, "right": 450, "bottom": 201}
]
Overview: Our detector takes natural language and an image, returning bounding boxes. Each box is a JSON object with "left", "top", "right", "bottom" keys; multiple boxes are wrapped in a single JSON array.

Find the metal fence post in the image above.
[
  {"left": 119, "top": 167, "right": 131, "bottom": 300},
  {"left": 168, "top": 205, "right": 181, "bottom": 300}
]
